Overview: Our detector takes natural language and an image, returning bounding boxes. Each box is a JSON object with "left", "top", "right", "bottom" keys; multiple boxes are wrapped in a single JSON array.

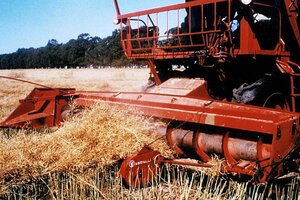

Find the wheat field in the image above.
[
  {"left": 0, "top": 68, "right": 299, "bottom": 199},
  {"left": 0, "top": 68, "right": 149, "bottom": 120}
]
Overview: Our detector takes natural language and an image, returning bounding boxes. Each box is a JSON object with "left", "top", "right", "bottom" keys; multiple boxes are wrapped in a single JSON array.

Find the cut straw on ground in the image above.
[{"left": 0, "top": 103, "right": 173, "bottom": 188}]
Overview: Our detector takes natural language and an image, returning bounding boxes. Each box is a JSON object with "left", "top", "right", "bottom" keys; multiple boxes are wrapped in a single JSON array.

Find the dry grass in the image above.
[
  {"left": 2, "top": 164, "right": 297, "bottom": 199},
  {"left": 0, "top": 68, "right": 149, "bottom": 121},
  {"left": 0, "top": 103, "right": 173, "bottom": 187}
]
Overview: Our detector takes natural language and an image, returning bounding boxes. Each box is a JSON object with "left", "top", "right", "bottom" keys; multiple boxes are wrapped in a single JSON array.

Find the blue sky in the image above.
[{"left": 0, "top": 0, "right": 181, "bottom": 54}]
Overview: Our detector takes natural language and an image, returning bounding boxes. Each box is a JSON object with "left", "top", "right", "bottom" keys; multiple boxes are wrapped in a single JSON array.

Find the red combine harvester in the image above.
[{"left": 1, "top": 0, "right": 300, "bottom": 187}]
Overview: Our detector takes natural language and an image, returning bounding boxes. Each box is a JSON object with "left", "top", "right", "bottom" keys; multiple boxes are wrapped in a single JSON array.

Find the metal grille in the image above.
[{"left": 118, "top": 0, "right": 231, "bottom": 59}]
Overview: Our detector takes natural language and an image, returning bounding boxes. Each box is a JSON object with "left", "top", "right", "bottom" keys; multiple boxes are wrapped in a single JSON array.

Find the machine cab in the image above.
[{"left": 113, "top": 0, "right": 291, "bottom": 61}]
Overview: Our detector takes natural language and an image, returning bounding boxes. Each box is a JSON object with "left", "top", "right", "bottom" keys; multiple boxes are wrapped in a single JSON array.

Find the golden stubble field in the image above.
[{"left": 0, "top": 68, "right": 149, "bottom": 121}]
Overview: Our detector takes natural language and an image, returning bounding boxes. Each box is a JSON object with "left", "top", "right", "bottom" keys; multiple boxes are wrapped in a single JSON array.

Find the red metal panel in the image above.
[
  {"left": 75, "top": 91, "right": 298, "bottom": 135},
  {"left": 0, "top": 88, "right": 76, "bottom": 128},
  {"left": 118, "top": 0, "right": 230, "bottom": 59},
  {"left": 117, "top": 0, "right": 227, "bottom": 20}
]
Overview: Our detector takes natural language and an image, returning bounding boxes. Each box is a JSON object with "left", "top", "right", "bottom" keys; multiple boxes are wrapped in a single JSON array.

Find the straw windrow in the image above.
[{"left": 0, "top": 103, "right": 173, "bottom": 188}]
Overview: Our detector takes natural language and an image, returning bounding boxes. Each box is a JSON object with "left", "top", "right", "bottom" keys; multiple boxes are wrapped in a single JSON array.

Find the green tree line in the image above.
[{"left": 0, "top": 30, "right": 140, "bottom": 69}]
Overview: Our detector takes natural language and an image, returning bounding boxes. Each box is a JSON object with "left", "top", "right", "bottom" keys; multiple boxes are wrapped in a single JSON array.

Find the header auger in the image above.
[{"left": 1, "top": 0, "right": 300, "bottom": 187}]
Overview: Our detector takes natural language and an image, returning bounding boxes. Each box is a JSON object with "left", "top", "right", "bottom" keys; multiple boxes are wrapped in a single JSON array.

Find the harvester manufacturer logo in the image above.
[{"left": 128, "top": 159, "right": 151, "bottom": 168}]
